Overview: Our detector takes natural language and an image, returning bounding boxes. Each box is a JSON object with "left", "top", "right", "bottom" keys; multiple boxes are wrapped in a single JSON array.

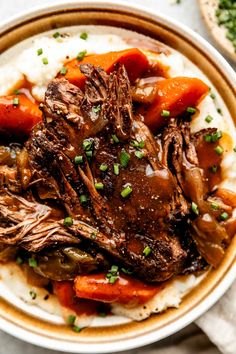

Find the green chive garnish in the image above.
[
  {"left": 214, "top": 146, "right": 224, "bottom": 155},
  {"left": 121, "top": 268, "right": 133, "bottom": 275},
  {"left": 76, "top": 50, "right": 87, "bottom": 61},
  {"left": 92, "top": 105, "right": 101, "bottom": 114},
  {"left": 138, "top": 141, "right": 145, "bottom": 148},
  {"left": 16, "top": 256, "right": 23, "bottom": 265},
  {"left": 13, "top": 89, "right": 20, "bottom": 95},
  {"left": 211, "top": 165, "right": 218, "bottom": 173},
  {"left": 210, "top": 92, "right": 216, "bottom": 99},
  {"left": 191, "top": 202, "right": 199, "bottom": 215},
  {"left": 211, "top": 202, "right": 219, "bottom": 210},
  {"left": 72, "top": 325, "right": 81, "bottom": 333},
  {"left": 79, "top": 195, "right": 87, "bottom": 204},
  {"left": 13, "top": 97, "right": 19, "bottom": 106},
  {"left": 120, "top": 150, "right": 130, "bottom": 168},
  {"left": 37, "top": 48, "right": 43, "bottom": 56},
  {"left": 60, "top": 66, "right": 67, "bottom": 75},
  {"left": 80, "top": 32, "right": 88, "bottom": 40},
  {"left": 234, "top": 146, "right": 236, "bottom": 152},
  {"left": 86, "top": 151, "right": 93, "bottom": 157},
  {"left": 113, "top": 163, "right": 119, "bottom": 176},
  {"left": 83, "top": 139, "right": 93, "bottom": 151},
  {"left": 204, "top": 134, "right": 212, "bottom": 142},
  {"left": 53, "top": 31, "right": 61, "bottom": 38},
  {"left": 121, "top": 185, "right": 132, "bottom": 198},
  {"left": 29, "top": 291, "right": 37, "bottom": 300},
  {"left": 42, "top": 57, "right": 49, "bottom": 65},
  {"left": 135, "top": 151, "right": 144, "bottom": 159},
  {"left": 74, "top": 155, "right": 83, "bottom": 164},
  {"left": 28, "top": 258, "right": 37, "bottom": 268},
  {"left": 64, "top": 216, "right": 73, "bottom": 226},
  {"left": 143, "top": 246, "right": 151, "bottom": 257},
  {"left": 186, "top": 107, "right": 197, "bottom": 114},
  {"left": 99, "top": 163, "right": 108, "bottom": 172},
  {"left": 205, "top": 115, "right": 213, "bottom": 123},
  {"left": 112, "top": 134, "right": 119, "bottom": 143},
  {"left": 130, "top": 140, "right": 139, "bottom": 148},
  {"left": 67, "top": 315, "right": 76, "bottom": 325},
  {"left": 161, "top": 110, "right": 170, "bottom": 117},
  {"left": 211, "top": 131, "right": 222, "bottom": 142},
  {"left": 95, "top": 182, "right": 104, "bottom": 190},
  {"left": 220, "top": 212, "right": 229, "bottom": 221},
  {"left": 217, "top": 108, "right": 222, "bottom": 115}
]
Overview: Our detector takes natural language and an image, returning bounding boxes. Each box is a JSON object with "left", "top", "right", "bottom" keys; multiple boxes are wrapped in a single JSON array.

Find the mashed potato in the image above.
[{"left": 0, "top": 25, "right": 235, "bottom": 327}]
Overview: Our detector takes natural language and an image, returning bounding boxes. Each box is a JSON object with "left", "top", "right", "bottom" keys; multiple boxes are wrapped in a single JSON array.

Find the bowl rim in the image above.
[{"left": 0, "top": 1, "right": 236, "bottom": 353}]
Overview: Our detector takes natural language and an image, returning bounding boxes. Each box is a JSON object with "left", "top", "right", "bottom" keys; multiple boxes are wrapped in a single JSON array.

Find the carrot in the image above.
[
  {"left": 74, "top": 273, "right": 161, "bottom": 306},
  {"left": 61, "top": 48, "right": 149, "bottom": 88},
  {"left": 0, "top": 94, "right": 42, "bottom": 136},
  {"left": 140, "top": 77, "right": 209, "bottom": 132}
]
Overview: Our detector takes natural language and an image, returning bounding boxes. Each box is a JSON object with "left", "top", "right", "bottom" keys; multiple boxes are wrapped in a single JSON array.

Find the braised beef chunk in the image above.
[{"left": 0, "top": 63, "right": 234, "bottom": 282}]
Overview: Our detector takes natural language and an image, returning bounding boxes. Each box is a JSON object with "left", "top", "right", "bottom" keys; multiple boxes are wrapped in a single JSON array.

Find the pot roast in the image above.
[{"left": 0, "top": 63, "right": 234, "bottom": 283}]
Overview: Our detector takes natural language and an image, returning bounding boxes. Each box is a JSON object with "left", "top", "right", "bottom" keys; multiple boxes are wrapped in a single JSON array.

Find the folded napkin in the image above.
[{"left": 196, "top": 281, "right": 236, "bottom": 354}]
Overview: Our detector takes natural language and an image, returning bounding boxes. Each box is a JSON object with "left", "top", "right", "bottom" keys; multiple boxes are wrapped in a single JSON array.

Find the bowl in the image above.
[{"left": 0, "top": 1, "right": 236, "bottom": 352}]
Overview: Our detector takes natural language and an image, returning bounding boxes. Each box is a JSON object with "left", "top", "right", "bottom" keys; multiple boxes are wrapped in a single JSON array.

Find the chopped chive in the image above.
[
  {"left": 211, "top": 130, "right": 222, "bottom": 142},
  {"left": 211, "top": 202, "right": 219, "bottom": 210},
  {"left": 80, "top": 32, "right": 88, "bottom": 40},
  {"left": 42, "top": 57, "right": 49, "bottom": 65},
  {"left": 143, "top": 246, "right": 151, "bottom": 257},
  {"left": 67, "top": 315, "right": 76, "bottom": 325},
  {"left": 37, "top": 48, "right": 43, "bottom": 56},
  {"left": 186, "top": 107, "right": 197, "bottom": 114},
  {"left": 13, "top": 97, "right": 19, "bottom": 106},
  {"left": 161, "top": 109, "right": 170, "bottom": 117},
  {"left": 113, "top": 163, "right": 119, "bottom": 176},
  {"left": 99, "top": 163, "right": 108, "bottom": 172},
  {"left": 72, "top": 325, "right": 81, "bottom": 333},
  {"left": 86, "top": 151, "right": 93, "bottom": 157},
  {"left": 76, "top": 50, "right": 87, "bottom": 61},
  {"left": 110, "top": 265, "right": 118, "bottom": 273},
  {"left": 210, "top": 92, "right": 216, "bottom": 99},
  {"left": 120, "top": 150, "right": 130, "bottom": 168},
  {"left": 64, "top": 216, "right": 73, "bottom": 227},
  {"left": 109, "top": 275, "right": 119, "bottom": 284},
  {"left": 92, "top": 105, "right": 101, "bottom": 114},
  {"left": 74, "top": 155, "right": 83, "bottom": 164},
  {"left": 220, "top": 212, "right": 229, "bottom": 221},
  {"left": 83, "top": 139, "right": 93, "bottom": 151},
  {"left": 53, "top": 31, "right": 61, "bottom": 38},
  {"left": 13, "top": 89, "right": 20, "bottom": 95},
  {"left": 204, "top": 134, "right": 212, "bottom": 142},
  {"left": 234, "top": 146, "right": 236, "bottom": 152},
  {"left": 211, "top": 165, "right": 218, "bottom": 173},
  {"left": 28, "top": 258, "right": 37, "bottom": 268},
  {"left": 79, "top": 195, "right": 87, "bottom": 204},
  {"left": 205, "top": 115, "right": 213, "bottom": 123},
  {"left": 217, "top": 108, "right": 222, "bottom": 115},
  {"left": 130, "top": 140, "right": 139, "bottom": 148},
  {"left": 214, "top": 146, "right": 224, "bottom": 155},
  {"left": 16, "top": 256, "right": 23, "bottom": 265},
  {"left": 121, "top": 185, "right": 132, "bottom": 198},
  {"left": 138, "top": 141, "right": 145, "bottom": 148},
  {"left": 95, "top": 182, "right": 104, "bottom": 190},
  {"left": 29, "top": 291, "right": 37, "bottom": 300},
  {"left": 191, "top": 202, "right": 199, "bottom": 215},
  {"left": 135, "top": 150, "right": 144, "bottom": 159},
  {"left": 112, "top": 134, "right": 119, "bottom": 143},
  {"left": 60, "top": 66, "right": 67, "bottom": 75}
]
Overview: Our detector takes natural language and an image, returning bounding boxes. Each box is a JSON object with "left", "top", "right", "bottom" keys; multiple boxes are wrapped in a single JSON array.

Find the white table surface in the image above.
[{"left": 0, "top": 0, "right": 233, "bottom": 353}]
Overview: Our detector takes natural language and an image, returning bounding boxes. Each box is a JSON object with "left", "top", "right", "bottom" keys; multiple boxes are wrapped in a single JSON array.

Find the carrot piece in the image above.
[
  {"left": 74, "top": 273, "right": 161, "bottom": 306},
  {"left": 53, "top": 281, "right": 99, "bottom": 316},
  {"left": 62, "top": 48, "right": 149, "bottom": 88},
  {"left": 141, "top": 77, "right": 209, "bottom": 132},
  {"left": 0, "top": 94, "right": 42, "bottom": 136}
]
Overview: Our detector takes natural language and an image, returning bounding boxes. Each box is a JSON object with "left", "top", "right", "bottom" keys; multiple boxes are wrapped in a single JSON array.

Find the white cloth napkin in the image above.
[{"left": 196, "top": 281, "right": 236, "bottom": 354}]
